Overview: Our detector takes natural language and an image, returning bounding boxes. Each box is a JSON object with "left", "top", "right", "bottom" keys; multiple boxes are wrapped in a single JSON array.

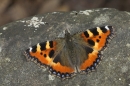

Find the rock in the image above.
[{"left": 0, "top": 8, "right": 130, "bottom": 86}]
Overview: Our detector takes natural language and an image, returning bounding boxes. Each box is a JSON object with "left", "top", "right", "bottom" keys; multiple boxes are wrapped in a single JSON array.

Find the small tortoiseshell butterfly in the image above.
[{"left": 24, "top": 25, "right": 114, "bottom": 80}]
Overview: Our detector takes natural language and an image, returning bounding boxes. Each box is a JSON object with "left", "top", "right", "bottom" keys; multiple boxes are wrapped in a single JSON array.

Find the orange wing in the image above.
[
  {"left": 79, "top": 26, "right": 113, "bottom": 73},
  {"left": 24, "top": 40, "right": 76, "bottom": 79}
]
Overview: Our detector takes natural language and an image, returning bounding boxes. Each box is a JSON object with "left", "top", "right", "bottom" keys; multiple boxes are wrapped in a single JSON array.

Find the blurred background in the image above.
[{"left": 0, "top": 0, "right": 130, "bottom": 26}]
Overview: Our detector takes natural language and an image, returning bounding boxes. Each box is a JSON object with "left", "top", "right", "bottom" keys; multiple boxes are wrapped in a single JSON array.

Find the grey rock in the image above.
[{"left": 0, "top": 8, "right": 130, "bottom": 86}]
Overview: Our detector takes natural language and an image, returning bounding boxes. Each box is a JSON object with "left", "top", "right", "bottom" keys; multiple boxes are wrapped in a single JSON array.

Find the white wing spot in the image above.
[
  {"left": 105, "top": 26, "right": 109, "bottom": 30},
  {"left": 29, "top": 47, "right": 32, "bottom": 52}
]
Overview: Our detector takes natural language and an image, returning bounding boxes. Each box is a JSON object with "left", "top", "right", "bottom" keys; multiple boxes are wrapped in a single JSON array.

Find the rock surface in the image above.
[{"left": 0, "top": 8, "right": 130, "bottom": 86}]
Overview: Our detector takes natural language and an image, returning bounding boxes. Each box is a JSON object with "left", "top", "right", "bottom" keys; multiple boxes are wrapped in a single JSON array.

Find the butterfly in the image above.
[{"left": 24, "top": 25, "right": 114, "bottom": 80}]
